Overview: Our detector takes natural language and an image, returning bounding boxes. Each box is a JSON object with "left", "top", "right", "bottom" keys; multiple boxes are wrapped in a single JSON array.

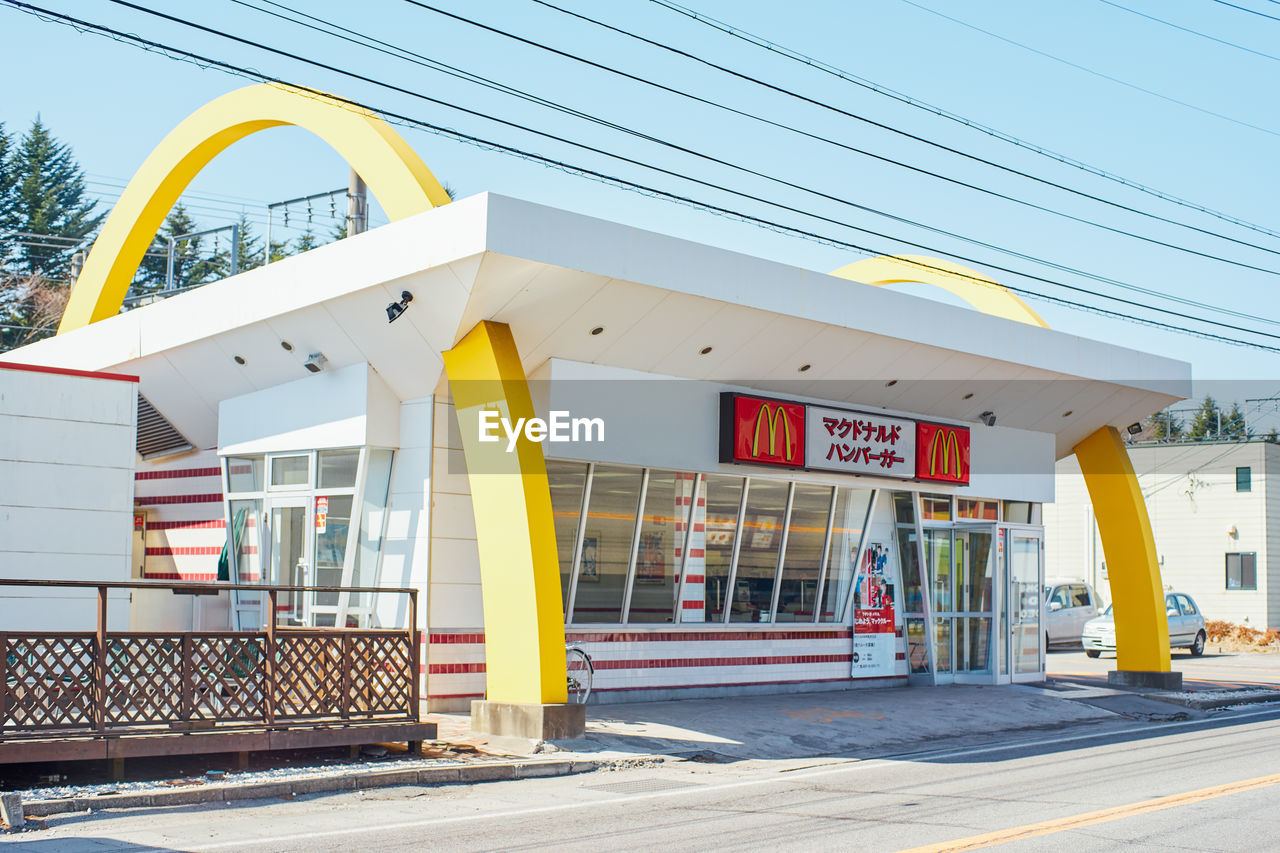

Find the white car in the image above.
[
  {"left": 1081, "top": 592, "right": 1207, "bottom": 658},
  {"left": 1044, "top": 579, "right": 1103, "bottom": 648}
]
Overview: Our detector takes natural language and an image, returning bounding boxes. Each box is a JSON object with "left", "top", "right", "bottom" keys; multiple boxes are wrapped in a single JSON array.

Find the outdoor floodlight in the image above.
[
  {"left": 386, "top": 290, "right": 414, "bottom": 323},
  {"left": 979, "top": 411, "right": 996, "bottom": 427},
  {"left": 303, "top": 352, "right": 328, "bottom": 373},
  {"left": 1127, "top": 422, "right": 1143, "bottom": 436}
]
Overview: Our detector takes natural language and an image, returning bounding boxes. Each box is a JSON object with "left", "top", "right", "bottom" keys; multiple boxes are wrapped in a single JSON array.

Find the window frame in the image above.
[
  {"left": 1236, "top": 466, "right": 1252, "bottom": 492},
  {"left": 1226, "top": 551, "right": 1258, "bottom": 590}
]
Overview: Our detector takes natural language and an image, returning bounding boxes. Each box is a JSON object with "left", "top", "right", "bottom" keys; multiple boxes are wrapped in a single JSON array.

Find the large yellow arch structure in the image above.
[
  {"left": 833, "top": 253, "right": 1170, "bottom": 676},
  {"left": 832, "top": 254, "right": 1049, "bottom": 328},
  {"left": 58, "top": 83, "right": 452, "bottom": 333}
]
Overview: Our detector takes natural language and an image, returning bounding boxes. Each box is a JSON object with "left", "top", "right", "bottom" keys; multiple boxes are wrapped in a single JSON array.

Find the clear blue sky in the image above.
[{"left": 5, "top": 0, "right": 1280, "bottom": 420}]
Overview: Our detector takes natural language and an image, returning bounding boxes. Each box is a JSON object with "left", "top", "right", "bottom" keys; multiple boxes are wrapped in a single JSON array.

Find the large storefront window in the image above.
[
  {"left": 569, "top": 465, "right": 642, "bottom": 623},
  {"left": 893, "top": 492, "right": 930, "bottom": 675},
  {"left": 730, "top": 479, "right": 788, "bottom": 622},
  {"left": 776, "top": 484, "right": 833, "bottom": 623},
  {"left": 702, "top": 475, "right": 745, "bottom": 621},
  {"left": 627, "top": 470, "right": 693, "bottom": 623},
  {"left": 547, "top": 460, "right": 589, "bottom": 610},
  {"left": 822, "top": 487, "right": 872, "bottom": 623}
]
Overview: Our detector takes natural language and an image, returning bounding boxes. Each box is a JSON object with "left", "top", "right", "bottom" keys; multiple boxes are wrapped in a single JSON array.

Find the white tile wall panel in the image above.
[
  {"left": 428, "top": 582, "right": 485, "bottom": 627},
  {"left": 431, "top": 492, "right": 478, "bottom": 541},
  {"left": 0, "top": 460, "right": 133, "bottom": 512},
  {"left": 2, "top": 416, "right": 135, "bottom": 469},
  {"left": 429, "top": 536, "right": 482, "bottom": 585},
  {"left": 0, "top": 368, "right": 136, "bottom": 425}
]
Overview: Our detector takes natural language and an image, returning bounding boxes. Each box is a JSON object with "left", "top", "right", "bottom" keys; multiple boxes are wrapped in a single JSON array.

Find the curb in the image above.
[
  {"left": 1149, "top": 690, "right": 1280, "bottom": 711},
  {"left": 21, "top": 756, "right": 659, "bottom": 818}
]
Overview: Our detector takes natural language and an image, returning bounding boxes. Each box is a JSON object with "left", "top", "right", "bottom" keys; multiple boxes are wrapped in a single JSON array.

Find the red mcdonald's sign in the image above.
[
  {"left": 719, "top": 393, "right": 805, "bottom": 468},
  {"left": 915, "top": 422, "right": 970, "bottom": 485}
]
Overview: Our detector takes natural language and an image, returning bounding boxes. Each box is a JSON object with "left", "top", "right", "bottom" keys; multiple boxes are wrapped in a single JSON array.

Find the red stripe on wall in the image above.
[
  {"left": 682, "top": 574, "right": 705, "bottom": 584},
  {"left": 136, "top": 467, "right": 221, "bottom": 481},
  {"left": 146, "top": 546, "right": 225, "bottom": 557},
  {"left": 426, "top": 629, "right": 854, "bottom": 644},
  {"left": 681, "top": 601, "right": 704, "bottom": 609},
  {"left": 0, "top": 361, "right": 139, "bottom": 383},
  {"left": 595, "top": 675, "right": 905, "bottom": 694},
  {"left": 593, "top": 653, "right": 850, "bottom": 671},
  {"left": 147, "top": 520, "right": 227, "bottom": 530},
  {"left": 136, "top": 494, "right": 223, "bottom": 505},
  {"left": 143, "top": 572, "right": 218, "bottom": 581},
  {"left": 427, "top": 662, "right": 487, "bottom": 674},
  {"left": 687, "top": 549, "right": 705, "bottom": 558}
]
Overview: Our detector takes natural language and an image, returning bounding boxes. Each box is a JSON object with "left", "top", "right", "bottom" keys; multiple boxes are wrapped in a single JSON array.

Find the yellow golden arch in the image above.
[
  {"left": 62, "top": 85, "right": 1172, "bottom": 709},
  {"left": 834, "top": 254, "right": 1171, "bottom": 674}
]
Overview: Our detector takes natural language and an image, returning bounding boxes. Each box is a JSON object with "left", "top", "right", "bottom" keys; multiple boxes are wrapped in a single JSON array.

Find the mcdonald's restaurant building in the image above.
[{"left": 8, "top": 192, "right": 1190, "bottom": 709}]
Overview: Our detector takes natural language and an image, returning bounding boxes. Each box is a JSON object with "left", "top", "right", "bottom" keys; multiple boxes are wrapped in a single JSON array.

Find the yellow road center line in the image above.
[{"left": 900, "top": 773, "right": 1280, "bottom": 852}]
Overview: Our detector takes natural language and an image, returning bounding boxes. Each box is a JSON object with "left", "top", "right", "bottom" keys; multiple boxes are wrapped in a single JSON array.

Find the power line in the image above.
[
  {"left": 649, "top": 0, "right": 1280, "bottom": 242},
  {"left": 8, "top": 0, "right": 1280, "bottom": 355},
  {"left": 1207, "top": 0, "right": 1280, "bottom": 23},
  {"left": 213, "top": 0, "right": 1280, "bottom": 331},
  {"left": 525, "top": 0, "right": 1280, "bottom": 268},
  {"left": 1098, "top": 0, "right": 1280, "bottom": 63},
  {"left": 898, "top": 0, "right": 1280, "bottom": 140}
]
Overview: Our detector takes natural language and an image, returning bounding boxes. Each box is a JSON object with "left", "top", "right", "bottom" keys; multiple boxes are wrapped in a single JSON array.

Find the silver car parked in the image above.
[
  {"left": 1044, "top": 579, "right": 1102, "bottom": 648},
  {"left": 1081, "top": 591, "right": 1207, "bottom": 658}
]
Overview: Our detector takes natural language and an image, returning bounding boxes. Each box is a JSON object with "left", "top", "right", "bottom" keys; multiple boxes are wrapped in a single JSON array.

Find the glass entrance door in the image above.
[
  {"left": 926, "top": 525, "right": 996, "bottom": 683},
  {"left": 266, "top": 498, "right": 311, "bottom": 626},
  {"left": 1007, "top": 528, "right": 1044, "bottom": 682}
]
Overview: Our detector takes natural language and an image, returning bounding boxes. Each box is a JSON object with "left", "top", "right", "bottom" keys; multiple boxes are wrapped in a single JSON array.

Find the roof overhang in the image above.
[{"left": 11, "top": 192, "right": 1190, "bottom": 457}]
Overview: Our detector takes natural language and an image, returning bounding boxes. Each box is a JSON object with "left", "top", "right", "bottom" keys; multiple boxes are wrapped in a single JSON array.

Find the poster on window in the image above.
[
  {"left": 852, "top": 542, "right": 897, "bottom": 678},
  {"left": 636, "top": 531, "right": 666, "bottom": 584}
]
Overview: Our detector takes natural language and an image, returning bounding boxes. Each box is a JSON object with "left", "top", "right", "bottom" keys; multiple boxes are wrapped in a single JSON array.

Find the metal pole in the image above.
[
  {"left": 229, "top": 224, "right": 240, "bottom": 276},
  {"left": 264, "top": 206, "right": 272, "bottom": 266},
  {"left": 165, "top": 236, "right": 176, "bottom": 290},
  {"left": 347, "top": 170, "right": 367, "bottom": 236}
]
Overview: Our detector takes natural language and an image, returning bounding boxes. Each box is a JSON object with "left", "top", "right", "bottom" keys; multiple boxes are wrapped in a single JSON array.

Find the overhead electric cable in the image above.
[
  {"left": 526, "top": 0, "right": 1280, "bottom": 265},
  {"left": 1098, "top": 0, "right": 1280, "bottom": 63},
  {"left": 1207, "top": 0, "right": 1280, "bottom": 23},
  {"left": 650, "top": 0, "right": 1280, "bottom": 241},
  {"left": 223, "top": 0, "right": 1280, "bottom": 329},
  {"left": 898, "top": 0, "right": 1280, "bottom": 140},
  {"left": 7, "top": 0, "right": 1280, "bottom": 354}
]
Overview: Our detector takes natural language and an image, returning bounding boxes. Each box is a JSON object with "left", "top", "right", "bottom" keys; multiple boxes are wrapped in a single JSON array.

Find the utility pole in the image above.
[{"left": 346, "top": 169, "right": 367, "bottom": 236}]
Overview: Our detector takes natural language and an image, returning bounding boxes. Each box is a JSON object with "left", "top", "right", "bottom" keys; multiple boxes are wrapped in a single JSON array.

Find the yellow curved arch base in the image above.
[
  {"left": 59, "top": 83, "right": 452, "bottom": 333},
  {"left": 442, "top": 321, "right": 567, "bottom": 704},
  {"left": 831, "top": 254, "right": 1049, "bottom": 328},
  {"left": 1074, "top": 426, "right": 1171, "bottom": 672}
]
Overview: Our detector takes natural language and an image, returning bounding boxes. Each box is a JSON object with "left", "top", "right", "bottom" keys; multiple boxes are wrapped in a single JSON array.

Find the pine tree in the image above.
[
  {"left": 9, "top": 118, "right": 102, "bottom": 278},
  {"left": 136, "top": 205, "right": 208, "bottom": 294},
  {"left": 0, "top": 122, "right": 18, "bottom": 268},
  {"left": 292, "top": 229, "right": 321, "bottom": 254},
  {"left": 1222, "top": 402, "right": 1247, "bottom": 438},
  {"left": 1149, "top": 410, "right": 1183, "bottom": 439},
  {"left": 1188, "top": 396, "right": 1222, "bottom": 440}
]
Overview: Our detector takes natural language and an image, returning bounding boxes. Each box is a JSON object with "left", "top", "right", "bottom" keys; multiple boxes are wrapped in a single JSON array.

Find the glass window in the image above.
[
  {"left": 1237, "top": 466, "right": 1252, "bottom": 492},
  {"left": 1165, "top": 594, "right": 1180, "bottom": 616},
  {"left": 703, "top": 475, "right": 745, "bottom": 621},
  {"left": 227, "top": 499, "right": 263, "bottom": 583},
  {"left": 1003, "top": 500, "right": 1033, "bottom": 524},
  {"left": 774, "top": 484, "right": 833, "bottom": 623},
  {"left": 926, "top": 528, "right": 952, "bottom": 614},
  {"left": 1070, "top": 585, "right": 1091, "bottom": 608},
  {"left": 314, "top": 494, "right": 353, "bottom": 608},
  {"left": 547, "top": 460, "right": 589, "bottom": 613},
  {"left": 957, "top": 498, "right": 998, "bottom": 521},
  {"left": 1048, "top": 586, "right": 1071, "bottom": 609},
  {"left": 226, "top": 456, "right": 263, "bottom": 493},
  {"left": 892, "top": 492, "right": 929, "bottom": 675},
  {"left": 270, "top": 454, "right": 310, "bottom": 488},
  {"left": 821, "top": 487, "right": 872, "bottom": 623},
  {"left": 1226, "top": 552, "right": 1257, "bottom": 590},
  {"left": 921, "top": 495, "right": 951, "bottom": 521},
  {"left": 730, "top": 479, "right": 789, "bottom": 622},
  {"left": 627, "top": 470, "right": 693, "bottom": 623},
  {"left": 1176, "top": 594, "right": 1197, "bottom": 616},
  {"left": 960, "top": 530, "right": 994, "bottom": 614},
  {"left": 570, "top": 465, "right": 642, "bottom": 623},
  {"left": 318, "top": 449, "right": 360, "bottom": 489},
  {"left": 349, "top": 449, "right": 394, "bottom": 624}
]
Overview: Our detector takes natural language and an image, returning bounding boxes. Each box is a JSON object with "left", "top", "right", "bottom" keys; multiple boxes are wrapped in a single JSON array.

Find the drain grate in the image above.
[{"left": 583, "top": 777, "right": 699, "bottom": 794}]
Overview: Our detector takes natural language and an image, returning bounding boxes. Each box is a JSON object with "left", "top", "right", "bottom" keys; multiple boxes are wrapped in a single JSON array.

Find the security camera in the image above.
[
  {"left": 979, "top": 411, "right": 996, "bottom": 427},
  {"left": 1127, "top": 422, "right": 1143, "bottom": 436},
  {"left": 304, "top": 352, "right": 328, "bottom": 373}
]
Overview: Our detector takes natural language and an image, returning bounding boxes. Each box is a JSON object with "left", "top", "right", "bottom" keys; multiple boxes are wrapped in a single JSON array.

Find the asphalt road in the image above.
[
  {"left": 14, "top": 704, "right": 1280, "bottom": 852},
  {"left": 1048, "top": 647, "right": 1280, "bottom": 689}
]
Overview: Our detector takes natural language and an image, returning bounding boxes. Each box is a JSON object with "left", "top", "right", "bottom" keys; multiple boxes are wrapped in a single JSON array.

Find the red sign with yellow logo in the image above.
[
  {"left": 720, "top": 393, "right": 805, "bottom": 468},
  {"left": 915, "top": 422, "right": 971, "bottom": 485}
]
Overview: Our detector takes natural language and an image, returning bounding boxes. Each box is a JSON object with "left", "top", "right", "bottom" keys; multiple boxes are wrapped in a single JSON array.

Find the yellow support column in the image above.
[
  {"left": 443, "top": 322, "right": 579, "bottom": 737},
  {"left": 1074, "top": 426, "right": 1178, "bottom": 687}
]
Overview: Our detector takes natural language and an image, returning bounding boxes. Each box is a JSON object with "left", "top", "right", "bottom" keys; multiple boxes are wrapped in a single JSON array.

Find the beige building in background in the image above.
[{"left": 1046, "top": 439, "right": 1280, "bottom": 629}]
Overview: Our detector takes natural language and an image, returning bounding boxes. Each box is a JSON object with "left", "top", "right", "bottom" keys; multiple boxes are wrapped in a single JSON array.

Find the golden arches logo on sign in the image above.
[
  {"left": 58, "top": 83, "right": 452, "bottom": 333},
  {"left": 915, "top": 422, "right": 970, "bottom": 485},
  {"left": 753, "top": 403, "right": 796, "bottom": 461},
  {"left": 929, "top": 429, "right": 961, "bottom": 479}
]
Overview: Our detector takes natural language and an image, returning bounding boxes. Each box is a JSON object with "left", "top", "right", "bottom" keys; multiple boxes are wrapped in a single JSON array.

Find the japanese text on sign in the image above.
[{"left": 806, "top": 406, "right": 916, "bottom": 478}]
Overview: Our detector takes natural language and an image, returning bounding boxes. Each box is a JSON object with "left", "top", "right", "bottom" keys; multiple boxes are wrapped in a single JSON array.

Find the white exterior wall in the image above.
[
  {"left": 0, "top": 364, "right": 137, "bottom": 630},
  {"left": 1046, "top": 441, "right": 1276, "bottom": 627}
]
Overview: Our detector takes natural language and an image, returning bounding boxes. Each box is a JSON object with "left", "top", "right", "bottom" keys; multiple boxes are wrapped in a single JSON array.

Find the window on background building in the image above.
[
  {"left": 775, "top": 484, "right": 835, "bottom": 623},
  {"left": 957, "top": 498, "right": 998, "bottom": 521},
  {"left": 729, "top": 479, "right": 789, "bottom": 623},
  {"left": 1237, "top": 466, "right": 1252, "bottom": 492},
  {"left": 627, "top": 470, "right": 693, "bottom": 623},
  {"left": 823, "top": 487, "right": 873, "bottom": 623},
  {"left": 1226, "top": 552, "right": 1257, "bottom": 590},
  {"left": 703, "top": 475, "right": 745, "bottom": 621},
  {"left": 546, "top": 460, "right": 589, "bottom": 611},
  {"left": 921, "top": 494, "right": 951, "bottom": 521},
  {"left": 569, "top": 465, "right": 642, "bottom": 623}
]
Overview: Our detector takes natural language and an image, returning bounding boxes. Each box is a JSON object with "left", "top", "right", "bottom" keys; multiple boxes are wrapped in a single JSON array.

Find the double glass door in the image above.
[{"left": 925, "top": 526, "right": 996, "bottom": 683}]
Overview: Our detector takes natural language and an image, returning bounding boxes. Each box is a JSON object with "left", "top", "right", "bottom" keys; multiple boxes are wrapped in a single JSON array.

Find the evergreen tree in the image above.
[
  {"left": 135, "top": 205, "right": 221, "bottom": 294},
  {"left": 0, "top": 122, "right": 18, "bottom": 267},
  {"left": 1267, "top": 428, "right": 1278, "bottom": 443},
  {"left": 1149, "top": 410, "right": 1183, "bottom": 439},
  {"left": 1188, "top": 395, "right": 1222, "bottom": 440},
  {"left": 9, "top": 118, "right": 102, "bottom": 278},
  {"left": 1222, "top": 402, "right": 1247, "bottom": 438},
  {"left": 292, "top": 229, "right": 321, "bottom": 254}
]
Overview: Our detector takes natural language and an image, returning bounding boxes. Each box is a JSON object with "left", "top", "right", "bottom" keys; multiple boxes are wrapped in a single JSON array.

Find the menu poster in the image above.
[{"left": 852, "top": 542, "right": 897, "bottom": 678}]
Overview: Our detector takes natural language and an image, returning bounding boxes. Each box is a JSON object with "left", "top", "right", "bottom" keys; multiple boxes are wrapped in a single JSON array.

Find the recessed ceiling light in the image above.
[
  {"left": 798, "top": 364, "right": 811, "bottom": 373},
  {"left": 885, "top": 379, "right": 898, "bottom": 387},
  {"left": 963, "top": 392, "right": 974, "bottom": 400},
  {"left": 233, "top": 355, "right": 246, "bottom": 365},
  {"left": 699, "top": 346, "right": 713, "bottom": 355},
  {"left": 280, "top": 341, "right": 293, "bottom": 351},
  {"left": 1063, "top": 410, "right": 1073, "bottom": 417},
  {"left": 590, "top": 326, "right": 604, "bottom": 336}
]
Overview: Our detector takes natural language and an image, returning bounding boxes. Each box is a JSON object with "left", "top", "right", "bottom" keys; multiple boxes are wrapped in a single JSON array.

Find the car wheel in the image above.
[
  {"left": 1045, "top": 632, "right": 1051, "bottom": 651},
  {"left": 1190, "top": 630, "right": 1206, "bottom": 657},
  {"left": 1085, "top": 650, "right": 1101, "bottom": 658}
]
